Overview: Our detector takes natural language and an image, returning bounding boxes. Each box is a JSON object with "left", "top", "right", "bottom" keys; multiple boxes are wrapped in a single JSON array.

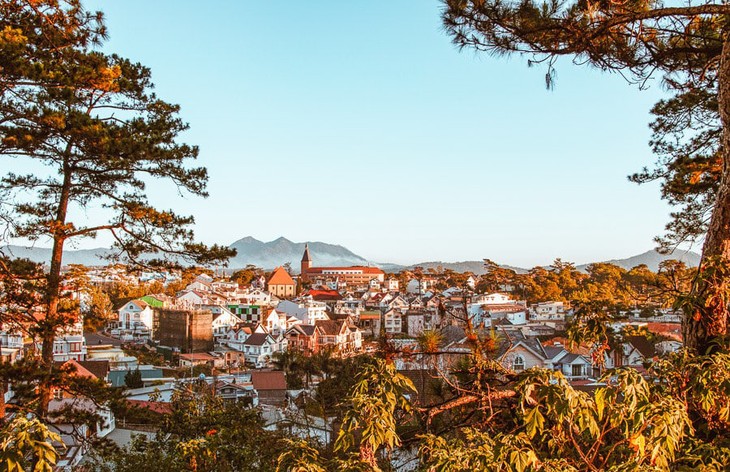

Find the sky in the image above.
[{"left": 42, "top": 1, "right": 679, "bottom": 267}]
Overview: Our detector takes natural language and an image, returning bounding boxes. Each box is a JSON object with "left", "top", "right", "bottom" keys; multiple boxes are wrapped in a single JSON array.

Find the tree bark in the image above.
[
  {"left": 37, "top": 157, "right": 72, "bottom": 418},
  {"left": 684, "top": 36, "right": 730, "bottom": 354}
]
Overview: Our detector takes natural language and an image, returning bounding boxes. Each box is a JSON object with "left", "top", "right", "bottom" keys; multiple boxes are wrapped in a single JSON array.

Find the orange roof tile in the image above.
[
  {"left": 62, "top": 359, "right": 97, "bottom": 379},
  {"left": 268, "top": 267, "right": 296, "bottom": 286}
]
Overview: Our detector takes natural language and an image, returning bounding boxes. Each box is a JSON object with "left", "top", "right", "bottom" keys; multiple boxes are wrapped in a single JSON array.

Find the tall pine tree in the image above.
[{"left": 0, "top": 0, "right": 234, "bottom": 416}]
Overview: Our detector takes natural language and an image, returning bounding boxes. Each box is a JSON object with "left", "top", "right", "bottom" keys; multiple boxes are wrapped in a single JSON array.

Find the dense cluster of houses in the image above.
[{"left": 0, "top": 247, "right": 685, "bottom": 470}]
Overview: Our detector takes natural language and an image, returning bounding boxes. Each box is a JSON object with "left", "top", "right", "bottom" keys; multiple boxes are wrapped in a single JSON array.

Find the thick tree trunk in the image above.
[{"left": 684, "top": 37, "right": 730, "bottom": 354}]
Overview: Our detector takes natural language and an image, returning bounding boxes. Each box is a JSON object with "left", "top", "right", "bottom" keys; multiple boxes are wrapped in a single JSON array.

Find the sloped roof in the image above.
[
  {"left": 244, "top": 333, "right": 272, "bottom": 346},
  {"left": 251, "top": 371, "right": 286, "bottom": 391},
  {"left": 268, "top": 267, "right": 296, "bottom": 286},
  {"left": 140, "top": 295, "right": 165, "bottom": 308},
  {"left": 288, "top": 324, "right": 317, "bottom": 336},
  {"left": 77, "top": 360, "right": 110, "bottom": 380},
  {"left": 543, "top": 346, "right": 566, "bottom": 360},
  {"left": 61, "top": 359, "right": 97, "bottom": 379},
  {"left": 180, "top": 352, "right": 216, "bottom": 361},
  {"left": 626, "top": 336, "right": 656, "bottom": 358},
  {"left": 301, "top": 244, "right": 312, "bottom": 262},
  {"left": 307, "top": 289, "right": 343, "bottom": 301},
  {"left": 315, "top": 319, "right": 344, "bottom": 336},
  {"left": 126, "top": 400, "right": 172, "bottom": 415}
]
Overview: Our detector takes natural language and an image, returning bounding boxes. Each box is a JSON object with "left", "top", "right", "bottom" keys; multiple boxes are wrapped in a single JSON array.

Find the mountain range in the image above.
[{"left": 1, "top": 237, "right": 701, "bottom": 274}]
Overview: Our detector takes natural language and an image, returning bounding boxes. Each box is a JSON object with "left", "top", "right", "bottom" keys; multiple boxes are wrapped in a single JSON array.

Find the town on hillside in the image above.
[{"left": 0, "top": 244, "right": 687, "bottom": 468}]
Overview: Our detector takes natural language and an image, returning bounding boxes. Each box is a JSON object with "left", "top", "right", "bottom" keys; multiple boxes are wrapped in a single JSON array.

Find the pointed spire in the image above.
[{"left": 301, "top": 243, "right": 311, "bottom": 262}]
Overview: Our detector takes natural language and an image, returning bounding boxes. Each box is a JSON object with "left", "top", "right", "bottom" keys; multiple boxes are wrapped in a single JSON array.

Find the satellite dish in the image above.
[{"left": 198, "top": 373, "right": 206, "bottom": 380}]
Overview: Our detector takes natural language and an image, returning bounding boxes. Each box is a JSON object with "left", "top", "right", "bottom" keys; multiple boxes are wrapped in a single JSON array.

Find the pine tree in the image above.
[
  {"left": 443, "top": 0, "right": 730, "bottom": 354},
  {"left": 0, "top": 0, "right": 234, "bottom": 416}
]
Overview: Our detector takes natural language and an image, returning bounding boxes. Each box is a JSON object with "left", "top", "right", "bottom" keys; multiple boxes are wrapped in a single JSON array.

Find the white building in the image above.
[
  {"left": 117, "top": 299, "right": 155, "bottom": 340},
  {"left": 276, "top": 300, "right": 329, "bottom": 325},
  {"left": 531, "top": 301, "right": 566, "bottom": 321}
]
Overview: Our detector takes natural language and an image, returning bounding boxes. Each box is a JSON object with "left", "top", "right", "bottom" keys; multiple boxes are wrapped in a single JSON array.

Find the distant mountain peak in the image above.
[
  {"left": 231, "top": 236, "right": 262, "bottom": 245},
  {"left": 226, "top": 236, "right": 368, "bottom": 270}
]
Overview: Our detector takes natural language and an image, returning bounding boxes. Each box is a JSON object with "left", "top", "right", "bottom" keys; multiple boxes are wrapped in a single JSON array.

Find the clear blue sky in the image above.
[{"left": 76, "top": 0, "right": 674, "bottom": 267}]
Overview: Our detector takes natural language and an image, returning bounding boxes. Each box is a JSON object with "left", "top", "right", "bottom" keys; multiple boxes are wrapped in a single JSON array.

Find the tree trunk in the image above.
[
  {"left": 684, "top": 37, "right": 730, "bottom": 354},
  {"left": 37, "top": 158, "right": 72, "bottom": 418}
]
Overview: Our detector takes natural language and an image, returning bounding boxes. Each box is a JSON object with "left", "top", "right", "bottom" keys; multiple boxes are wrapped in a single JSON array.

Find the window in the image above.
[
  {"left": 512, "top": 355, "right": 525, "bottom": 372},
  {"left": 571, "top": 364, "right": 583, "bottom": 378}
]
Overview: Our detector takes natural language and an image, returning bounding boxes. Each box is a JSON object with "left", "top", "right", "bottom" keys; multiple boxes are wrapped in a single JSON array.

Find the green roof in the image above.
[{"left": 140, "top": 295, "right": 165, "bottom": 308}]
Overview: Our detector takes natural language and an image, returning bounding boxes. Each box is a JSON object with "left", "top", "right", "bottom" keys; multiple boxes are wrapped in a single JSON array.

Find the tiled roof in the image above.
[
  {"left": 60, "top": 360, "right": 97, "bottom": 379},
  {"left": 307, "top": 290, "right": 343, "bottom": 301},
  {"left": 315, "top": 319, "right": 343, "bottom": 336},
  {"left": 126, "top": 400, "right": 172, "bottom": 415},
  {"left": 268, "top": 267, "right": 296, "bottom": 286},
  {"left": 626, "top": 335, "right": 656, "bottom": 358},
  {"left": 289, "top": 325, "right": 317, "bottom": 336},
  {"left": 77, "top": 360, "right": 110, "bottom": 380},
  {"left": 131, "top": 299, "right": 149, "bottom": 309},
  {"left": 244, "top": 333, "right": 272, "bottom": 346},
  {"left": 251, "top": 371, "right": 286, "bottom": 390}
]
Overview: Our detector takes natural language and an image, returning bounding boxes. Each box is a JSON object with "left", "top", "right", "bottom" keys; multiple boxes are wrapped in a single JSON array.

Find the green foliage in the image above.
[
  {"left": 124, "top": 368, "right": 144, "bottom": 389},
  {"left": 632, "top": 87, "right": 721, "bottom": 249},
  {"left": 231, "top": 265, "right": 264, "bottom": 287},
  {"left": 0, "top": 416, "right": 62, "bottom": 472},
  {"left": 334, "top": 358, "right": 415, "bottom": 469},
  {"left": 276, "top": 439, "right": 327, "bottom": 472},
  {"left": 95, "top": 379, "right": 286, "bottom": 471},
  {"left": 419, "top": 364, "right": 730, "bottom": 471}
]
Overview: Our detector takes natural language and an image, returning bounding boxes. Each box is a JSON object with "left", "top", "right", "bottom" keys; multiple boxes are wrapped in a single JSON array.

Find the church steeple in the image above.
[{"left": 301, "top": 243, "right": 312, "bottom": 275}]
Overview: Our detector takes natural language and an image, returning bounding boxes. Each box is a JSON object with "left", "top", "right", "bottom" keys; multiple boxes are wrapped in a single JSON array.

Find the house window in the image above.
[
  {"left": 512, "top": 355, "right": 525, "bottom": 372},
  {"left": 571, "top": 364, "right": 583, "bottom": 378}
]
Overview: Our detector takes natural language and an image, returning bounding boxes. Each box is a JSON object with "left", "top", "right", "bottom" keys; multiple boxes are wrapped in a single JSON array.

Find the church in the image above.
[{"left": 300, "top": 244, "right": 385, "bottom": 287}]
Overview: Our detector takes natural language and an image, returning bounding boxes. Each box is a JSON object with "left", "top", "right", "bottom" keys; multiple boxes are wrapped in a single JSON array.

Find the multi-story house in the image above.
[
  {"left": 242, "top": 332, "right": 281, "bottom": 368},
  {"left": 117, "top": 299, "right": 155, "bottom": 340},
  {"left": 314, "top": 318, "right": 362, "bottom": 354},
  {"left": 530, "top": 301, "right": 567, "bottom": 321}
]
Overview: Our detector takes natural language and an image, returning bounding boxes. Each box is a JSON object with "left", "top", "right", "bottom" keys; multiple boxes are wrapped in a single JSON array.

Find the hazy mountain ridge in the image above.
[
  {"left": 575, "top": 249, "right": 701, "bottom": 273},
  {"left": 228, "top": 237, "right": 369, "bottom": 271},
  {"left": 1, "top": 245, "right": 114, "bottom": 267},
  {"left": 2, "top": 239, "right": 701, "bottom": 274}
]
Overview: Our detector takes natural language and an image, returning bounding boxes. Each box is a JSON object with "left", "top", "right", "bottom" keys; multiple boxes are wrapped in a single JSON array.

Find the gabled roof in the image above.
[
  {"left": 542, "top": 345, "right": 566, "bottom": 360},
  {"left": 626, "top": 336, "right": 656, "bottom": 358},
  {"left": 244, "top": 332, "right": 273, "bottom": 346},
  {"left": 287, "top": 324, "right": 317, "bottom": 336},
  {"left": 268, "top": 267, "right": 296, "bottom": 286},
  {"left": 126, "top": 400, "right": 172, "bottom": 415},
  {"left": 77, "top": 360, "right": 110, "bottom": 380},
  {"left": 60, "top": 359, "right": 97, "bottom": 379},
  {"left": 315, "top": 319, "right": 346, "bottom": 336}
]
